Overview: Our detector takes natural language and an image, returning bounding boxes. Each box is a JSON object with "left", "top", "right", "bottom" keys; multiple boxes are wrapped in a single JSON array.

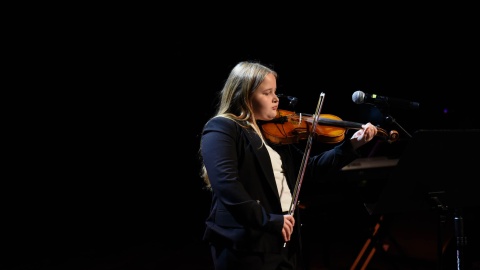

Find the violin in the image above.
[{"left": 261, "top": 109, "right": 399, "bottom": 145}]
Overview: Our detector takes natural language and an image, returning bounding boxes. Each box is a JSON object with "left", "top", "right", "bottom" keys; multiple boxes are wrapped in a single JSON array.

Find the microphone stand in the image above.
[
  {"left": 454, "top": 208, "right": 467, "bottom": 270},
  {"left": 377, "top": 104, "right": 413, "bottom": 139},
  {"left": 384, "top": 114, "right": 412, "bottom": 138}
]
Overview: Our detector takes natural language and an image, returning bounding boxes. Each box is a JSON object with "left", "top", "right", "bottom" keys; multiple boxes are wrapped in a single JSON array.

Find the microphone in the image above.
[
  {"left": 352, "top": 90, "right": 420, "bottom": 110},
  {"left": 277, "top": 94, "right": 298, "bottom": 108}
]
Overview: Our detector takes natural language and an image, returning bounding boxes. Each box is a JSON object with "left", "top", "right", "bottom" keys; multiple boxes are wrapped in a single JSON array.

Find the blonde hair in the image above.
[{"left": 199, "top": 61, "right": 277, "bottom": 188}]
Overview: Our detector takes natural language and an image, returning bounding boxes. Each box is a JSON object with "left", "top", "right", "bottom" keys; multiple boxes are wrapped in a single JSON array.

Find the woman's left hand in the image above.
[{"left": 350, "top": 122, "right": 378, "bottom": 150}]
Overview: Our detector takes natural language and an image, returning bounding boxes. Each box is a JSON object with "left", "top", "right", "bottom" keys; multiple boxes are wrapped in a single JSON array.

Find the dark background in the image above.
[{"left": 6, "top": 8, "right": 480, "bottom": 270}]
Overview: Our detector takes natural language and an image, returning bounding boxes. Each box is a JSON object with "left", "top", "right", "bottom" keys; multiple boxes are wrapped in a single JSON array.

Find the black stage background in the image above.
[{"left": 5, "top": 11, "right": 480, "bottom": 270}]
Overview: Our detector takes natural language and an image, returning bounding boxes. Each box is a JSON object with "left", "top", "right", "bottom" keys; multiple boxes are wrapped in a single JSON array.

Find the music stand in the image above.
[{"left": 370, "top": 129, "right": 480, "bottom": 270}]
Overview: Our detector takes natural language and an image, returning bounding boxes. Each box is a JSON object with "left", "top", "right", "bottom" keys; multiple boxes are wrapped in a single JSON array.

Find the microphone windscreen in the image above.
[{"left": 352, "top": 90, "right": 365, "bottom": 104}]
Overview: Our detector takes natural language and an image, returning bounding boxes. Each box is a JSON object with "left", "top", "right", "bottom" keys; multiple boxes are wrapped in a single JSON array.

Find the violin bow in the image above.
[{"left": 284, "top": 92, "right": 325, "bottom": 247}]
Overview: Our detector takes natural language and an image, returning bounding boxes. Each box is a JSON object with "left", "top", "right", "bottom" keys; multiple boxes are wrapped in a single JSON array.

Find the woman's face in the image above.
[{"left": 251, "top": 73, "right": 279, "bottom": 121}]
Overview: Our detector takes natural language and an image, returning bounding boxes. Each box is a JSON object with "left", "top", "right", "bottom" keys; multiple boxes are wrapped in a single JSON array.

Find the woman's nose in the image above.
[{"left": 273, "top": 95, "right": 279, "bottom": 103}]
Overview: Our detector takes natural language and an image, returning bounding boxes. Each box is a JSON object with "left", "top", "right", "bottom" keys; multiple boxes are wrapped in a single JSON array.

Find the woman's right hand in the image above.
[{"left": 282, "top": 215, "right": 295, "bottom": 242}]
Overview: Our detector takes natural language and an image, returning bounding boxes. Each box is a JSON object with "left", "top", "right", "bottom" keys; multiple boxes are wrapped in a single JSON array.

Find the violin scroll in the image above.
[{"left": 376, "top": 127, "right": 400, "bottom": 143}]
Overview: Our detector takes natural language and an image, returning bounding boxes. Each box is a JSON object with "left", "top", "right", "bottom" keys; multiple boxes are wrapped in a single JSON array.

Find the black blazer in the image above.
[{"left": 200, "top": 116, "right": 359, "bottom": 253}]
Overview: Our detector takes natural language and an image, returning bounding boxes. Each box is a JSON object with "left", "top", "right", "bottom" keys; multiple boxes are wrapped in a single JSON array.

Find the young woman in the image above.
[{"left": 199, "top": 61, "right": 377, "bottom": 270}]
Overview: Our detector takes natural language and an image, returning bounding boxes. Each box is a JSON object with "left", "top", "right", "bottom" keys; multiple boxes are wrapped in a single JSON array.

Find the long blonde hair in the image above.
[{"left": 199, "top": 61, "right": 277, "bottom": 188}]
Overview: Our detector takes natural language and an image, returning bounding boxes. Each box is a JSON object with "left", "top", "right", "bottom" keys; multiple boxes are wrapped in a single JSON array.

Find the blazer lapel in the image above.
[{"left": 244, "top": 128, "right": 280, "bottom": 201}]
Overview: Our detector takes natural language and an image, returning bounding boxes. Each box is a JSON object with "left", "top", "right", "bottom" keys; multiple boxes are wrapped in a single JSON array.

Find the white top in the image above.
[{"left": 265, "top": 144, "right": 292, "bottom": 212}]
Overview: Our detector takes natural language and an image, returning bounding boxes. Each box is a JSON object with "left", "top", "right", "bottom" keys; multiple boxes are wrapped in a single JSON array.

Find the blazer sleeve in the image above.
[{"left": 291, "top": 140, "right": 361, "bottom": 181}]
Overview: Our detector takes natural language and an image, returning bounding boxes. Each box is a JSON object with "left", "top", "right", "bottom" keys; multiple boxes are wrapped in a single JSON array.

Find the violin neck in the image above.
[{"left": 318, "top": 117, "right": 363, "bottom": 129}]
